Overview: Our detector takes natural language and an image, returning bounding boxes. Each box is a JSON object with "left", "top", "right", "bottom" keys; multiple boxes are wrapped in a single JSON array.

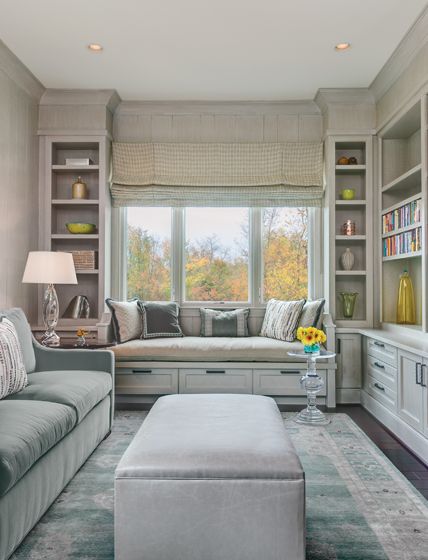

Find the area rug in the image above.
[{"left": 12, "top": 412, "right": 428, "bottom": 560}]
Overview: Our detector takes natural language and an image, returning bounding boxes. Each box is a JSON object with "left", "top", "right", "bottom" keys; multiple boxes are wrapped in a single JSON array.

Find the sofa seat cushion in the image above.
[
  {"left": 112, "top": 336, "right": 305, "bottom": 362},
  {"left": 0, "top": 400, "right": 76, "bottom": 496},
  {"left": 6, "top": 370, "right": 112, "bottom": 423}
]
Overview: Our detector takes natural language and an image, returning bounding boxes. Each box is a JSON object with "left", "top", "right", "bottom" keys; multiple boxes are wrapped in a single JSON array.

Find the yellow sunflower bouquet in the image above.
[{"left": 296, "top": 326, "right": 326, "bottom": 354}]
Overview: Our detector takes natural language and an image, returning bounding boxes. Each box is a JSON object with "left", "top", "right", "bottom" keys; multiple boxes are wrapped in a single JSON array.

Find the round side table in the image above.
[{"left": 287, "top": 350, "right": 336, "bottom": 425}]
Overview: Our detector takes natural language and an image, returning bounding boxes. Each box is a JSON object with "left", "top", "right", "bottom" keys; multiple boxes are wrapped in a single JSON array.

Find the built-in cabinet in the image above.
[
  {"left": 397, "top": 350, "right": 427, "bottom": 434},
  {"left": 335, "top": 333, "right": 362, "bottom": 403}
]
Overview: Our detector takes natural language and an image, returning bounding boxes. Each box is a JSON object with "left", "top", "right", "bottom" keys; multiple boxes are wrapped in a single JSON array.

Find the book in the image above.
[{"left": 65, "top": 158, "right": 93, "bottom": 166}]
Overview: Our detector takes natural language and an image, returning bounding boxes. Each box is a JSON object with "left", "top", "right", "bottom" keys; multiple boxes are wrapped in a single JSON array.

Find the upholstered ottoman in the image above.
[{"left": 115, "top": 394, "right": 305, "bottom": 560}]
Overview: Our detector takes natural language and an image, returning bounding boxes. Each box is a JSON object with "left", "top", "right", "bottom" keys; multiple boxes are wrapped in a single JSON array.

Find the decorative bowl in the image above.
[
  {"left": 66, "top": 223, "right": 96, "bottom": 234},
  {"left": 340, "top": 188, "right": 355, "bottom": 200}
]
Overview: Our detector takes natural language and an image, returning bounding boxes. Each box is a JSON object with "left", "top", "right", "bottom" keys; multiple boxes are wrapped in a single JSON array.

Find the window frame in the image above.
[{"left": 113, "top": 206, "right": 321, "bottom": 306}]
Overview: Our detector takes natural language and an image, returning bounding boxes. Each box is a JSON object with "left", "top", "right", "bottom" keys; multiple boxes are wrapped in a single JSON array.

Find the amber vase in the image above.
[{"left": 397, "top": 270, "right": 416, "bottom": 324}]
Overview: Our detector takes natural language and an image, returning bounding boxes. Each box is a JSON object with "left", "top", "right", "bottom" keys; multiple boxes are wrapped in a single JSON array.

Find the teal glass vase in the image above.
[{"left": 304, "top": 343, "right": 320, "bottom": 355}]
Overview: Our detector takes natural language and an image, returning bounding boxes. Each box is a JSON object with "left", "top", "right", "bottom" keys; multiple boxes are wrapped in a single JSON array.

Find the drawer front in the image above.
[
  {"left": 367, "top": 338, "right": 397, "bottom": 366},
  {"left": 254, "top": 369, "right": 326, "bottom": 397},
  {"left": 115, "top": 367, "right": 178, "bottom": 395},
  {"left": 179, "top": 368, "right": 252, "bottom": 394},
  {"left": 365, "top": 373, "right": 396, "bottom": 411},
  {"left": 366, "top": 355, "right": 397, "bottom": 390}
]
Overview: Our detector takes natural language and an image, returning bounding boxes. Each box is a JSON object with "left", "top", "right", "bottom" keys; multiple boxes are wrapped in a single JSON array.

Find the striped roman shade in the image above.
[{"left": 111, "top": 142, "right": 324, "bottom": 207}]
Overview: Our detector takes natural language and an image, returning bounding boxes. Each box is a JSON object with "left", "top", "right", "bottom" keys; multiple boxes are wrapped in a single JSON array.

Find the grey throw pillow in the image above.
[
  {"left": 200, "top": 308, "right": 250, "bottom": 337},
  {"left": 139, "top": 302, "right": 183, "bottom": 339},
  {"left": 106, "top": 298, "right": 143, "bottom": 343},
  {"left": 0, "top": 317, "right": 28, "bottom": 399},
  {"left": 298, "top": 299, "right": 325, "bottom": 329},
  {"left": 260, "top": 298, "right": 306, "bottom": 342}
]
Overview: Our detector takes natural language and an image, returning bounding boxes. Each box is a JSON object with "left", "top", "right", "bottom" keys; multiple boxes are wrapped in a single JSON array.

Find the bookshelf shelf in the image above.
[
  {"left": 335, "top": 271, "right": 367, "bottom": 276},
  {"left": 381, "top": 163, "right": 421, "bottom": 194},
  {"left": 335, "top": 200, "right": 367, "bottom": 206},
  {"left": 335, "top": 165, "right": 366, "bottom": 173},
  {"left": 335, "top": 235, "right": 366, "bottom": 241},
  {"left": 52, "top": 199, "right": 99, "bottom": 206},
  {"left": 52, "top": 165, "right": 99, "bottom": 172},
  {"left": 382, "top": 222, "right": 421, "bottom": 238},
  {"left": 382, "top": 252, "right": 422, "bottom": 262}
]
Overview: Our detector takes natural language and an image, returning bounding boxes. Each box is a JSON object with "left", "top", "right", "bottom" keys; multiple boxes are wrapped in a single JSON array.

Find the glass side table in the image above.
[{"left": 287, "top": 349, "right": 336, "bottom": 425}]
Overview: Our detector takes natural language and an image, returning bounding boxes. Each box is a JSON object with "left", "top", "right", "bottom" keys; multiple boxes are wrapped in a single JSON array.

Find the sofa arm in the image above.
[{"left": 33, "top": 338, "right": 115, "bottom": 377}]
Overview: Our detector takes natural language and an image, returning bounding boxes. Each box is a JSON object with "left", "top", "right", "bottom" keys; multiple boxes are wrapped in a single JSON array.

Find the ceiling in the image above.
[{"left": 0, "top": 0, "right": 427, "bottom": 101}]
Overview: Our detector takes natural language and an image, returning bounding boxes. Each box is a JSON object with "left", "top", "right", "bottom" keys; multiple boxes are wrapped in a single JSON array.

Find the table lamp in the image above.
[{"left": 22, "top": 251, "right": 77, "bottom": 346}]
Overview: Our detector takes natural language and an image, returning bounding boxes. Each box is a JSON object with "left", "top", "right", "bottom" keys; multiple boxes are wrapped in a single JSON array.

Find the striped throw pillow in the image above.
[
  {"left": 0, "top": 317, "right": 27, "bottom": 399},
  {"left": 260, "top": 299, "right": 306, "bottom": 342},
  {"left": 106, "top": 298, "right": 143, "bottom": 343},
  {"left": 298, "top": 299, "right": 325, "bottom": 329},
  {"left": 200, "top": 308, "right": 250, "bottom": 337}
]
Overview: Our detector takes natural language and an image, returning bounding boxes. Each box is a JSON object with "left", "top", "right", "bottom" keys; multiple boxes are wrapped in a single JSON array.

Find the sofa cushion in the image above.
[
  {"left": 260, "top": 299, "right": 306, "bottom": 342},
  {"left": 111, "top": 336, "right": 305, "bottom": 362},
  {"left": 0, "top": 308, "right": 36, "bottom": 373},
  {"left": 140, "top": 302, "right": 183, "bottom": 339},
  {"left": 6, "top": 370, "right": 112, "bottom": 423},
  {"left": 0, "top": 400, "right": 76, "bottom": 497},
  {"left": 200, "top": 308, "right": 249, "bottom": 337},
  {"left": 106, "top": 298, "right": 143, "bottom": 343},
  {"left": 0, "top": 317, "right": 27, "bottom": 399}
]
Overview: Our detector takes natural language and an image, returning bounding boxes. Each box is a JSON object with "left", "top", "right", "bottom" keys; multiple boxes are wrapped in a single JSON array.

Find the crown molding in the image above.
[
  {"left": 0, "top": 39, "right": 44, "bottom": 101},
  {"left": 115, "top": 99, "right": 321, "bottom": 116},
  {"left": 370, "top": 5, "right": 428, "bottom": 101},
  {"left": 40, "top": 89, "right": 121, "bottom": 113},
  {"left": 315, "top": 88, "right": 375, "bottom": 113}
]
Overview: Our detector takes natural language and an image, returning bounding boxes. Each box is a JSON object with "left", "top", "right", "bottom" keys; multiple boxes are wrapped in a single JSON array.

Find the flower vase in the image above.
[
  {"left": 304, "top": 343, "right": 320, "bottom": 355},
  {"left": 340, "top": 292, "right": 358, "bottom": 318}
]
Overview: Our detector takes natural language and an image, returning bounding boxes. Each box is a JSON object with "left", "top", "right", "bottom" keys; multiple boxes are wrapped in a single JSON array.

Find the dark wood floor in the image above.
[{"left": 337, "top": 405, "right": 428, "bottom": 499}]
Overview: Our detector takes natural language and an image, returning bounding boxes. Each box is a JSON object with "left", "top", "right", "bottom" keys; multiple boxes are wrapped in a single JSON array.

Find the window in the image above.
[
  {"left": 263, "top": 208, "right": 308, "bottom": 301},
  {"left": 125, "top": 207, "right": 313, "bottom": 304},
  {"left": 185, "top": 208, "right": 249, "bottom": 302},
  {"left": 127, "top": 207, "right": 172, "bottom": 301}
]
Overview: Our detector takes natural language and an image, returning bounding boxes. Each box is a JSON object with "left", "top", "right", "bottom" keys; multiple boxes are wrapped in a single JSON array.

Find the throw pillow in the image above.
[
  {"left": 298, "top": 298, "right": 325, "bottom": 329},
  {"left": 260, "top": 298, "right": 306, "bottom": 342},
  {"left": 200, "top": 308, "right": 250, "bottom": 337},
  {"left": 0, "top": 317, "right": 27, "bottom": 399},
  {"left": 139, "top": 302, "right": 183, "bottom": 339},
  {"left": 106, "top": 298, "right": 143, "bottom": 343}
]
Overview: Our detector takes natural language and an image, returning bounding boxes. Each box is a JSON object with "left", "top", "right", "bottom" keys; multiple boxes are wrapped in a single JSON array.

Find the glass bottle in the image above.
[{"left": 397, "top": 269, "right": 416, "bottom": 324}]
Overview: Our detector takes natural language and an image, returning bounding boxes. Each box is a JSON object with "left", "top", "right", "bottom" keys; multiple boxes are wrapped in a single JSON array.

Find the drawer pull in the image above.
[
  {"left": 206, "top": 369, "right": 226, "bottom": 374},
  {"left": 280, "top": 370, "right": 301, "bottom": 374},
  {"left": 421, "top": 364, "right": 427, "bottom": 388},
  {"left": 373, "top": 362, "right": 385, "bottom": 369},
  {"left": 132, "top": 369, "right": 152, "bottom": 374},
  {"left": 374, "top": 382, "right": 385, "bottom": 392},
  {"left": 416, "top": 363, "right": 422, "bottom": 385},
  {"left": 373, "top": 341, "right": 385, "bottom": 348}
]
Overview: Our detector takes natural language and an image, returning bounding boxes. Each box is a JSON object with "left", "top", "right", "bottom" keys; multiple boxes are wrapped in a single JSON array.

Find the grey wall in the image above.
[{"left": 0, "top": 41, "right": 44, "bottom": 321}]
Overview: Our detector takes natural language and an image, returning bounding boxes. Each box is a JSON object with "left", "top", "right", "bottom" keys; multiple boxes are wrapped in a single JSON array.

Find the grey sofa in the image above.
[{"left": 0, "top": 308, "right": 114, "bottom": 560}]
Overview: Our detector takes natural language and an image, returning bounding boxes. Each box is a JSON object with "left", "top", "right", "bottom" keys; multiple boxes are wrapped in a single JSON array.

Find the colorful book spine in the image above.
[
  {"left": 382, "top": 198, "right": 421, "bottom": 234},
  {"left": 382, "top": 226, "right": 422, "bottom": 257}
]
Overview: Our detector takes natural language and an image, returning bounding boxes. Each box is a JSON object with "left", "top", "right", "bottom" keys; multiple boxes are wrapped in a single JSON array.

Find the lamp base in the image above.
[
  {"left": 42, "top": 283, "right": 60, "bottom": 347},
  {"left": 41, "top": 330, "right": 60, "bottom": 347}
]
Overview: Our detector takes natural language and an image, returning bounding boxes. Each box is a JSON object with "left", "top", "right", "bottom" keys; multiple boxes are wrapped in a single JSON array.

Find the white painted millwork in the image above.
[
  {"left": 335, "top": 333, "right": 362, "bottom": 403},
  {"left": 397, "top": 349, "right": 425, "bottom": 432}
]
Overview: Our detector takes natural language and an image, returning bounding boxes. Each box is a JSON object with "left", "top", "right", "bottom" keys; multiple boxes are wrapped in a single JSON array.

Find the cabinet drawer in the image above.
[
  {"left": 115, "top": 367, "right": 178, "bottom": 395},
  {"left": 254, "top": 369, "right": 326, "bottom": 397},
  {"left": 366, "top": 355, "right": 397, "bottom": 390},
  {"left": 179, "top": 368, "right": 252, "bottom": 394},
  {"left": 367, "top": 338, "right": 397, "bottom": 366},
  {"left": 365, "top": 373, "right": 396, "bottom": 412}
]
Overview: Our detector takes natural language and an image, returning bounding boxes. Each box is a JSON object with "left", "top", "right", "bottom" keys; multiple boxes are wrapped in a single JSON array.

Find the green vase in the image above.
[{"left": 340, "top": 292, "right": 358, "bottom": 318}]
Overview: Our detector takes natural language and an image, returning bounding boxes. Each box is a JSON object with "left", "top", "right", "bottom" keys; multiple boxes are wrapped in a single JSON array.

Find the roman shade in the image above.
[{"left": 111, "top": 142, "right": 324, "bottom": 207}]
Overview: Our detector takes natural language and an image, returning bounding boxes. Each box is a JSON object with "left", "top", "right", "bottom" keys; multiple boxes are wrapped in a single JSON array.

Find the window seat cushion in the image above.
[{"left": 111, "top": 336, "right": 306, "bottom": 362}]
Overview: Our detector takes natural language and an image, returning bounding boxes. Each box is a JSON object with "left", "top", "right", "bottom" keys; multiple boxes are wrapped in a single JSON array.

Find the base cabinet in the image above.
[
  {"left": 179, "top": 368, "right": 253, "bottom": 394},
  {"left": 336, "top": 333, "right": 362, "bottom": 403},
  {"left": 397, "top": 350, "right": 425, "bottom": 432}
]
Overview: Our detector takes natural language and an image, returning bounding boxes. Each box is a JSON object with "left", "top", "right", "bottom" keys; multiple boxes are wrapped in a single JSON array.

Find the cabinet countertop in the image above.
[{"left": 359, "top": 327, "right": 428, "bottom": 359}]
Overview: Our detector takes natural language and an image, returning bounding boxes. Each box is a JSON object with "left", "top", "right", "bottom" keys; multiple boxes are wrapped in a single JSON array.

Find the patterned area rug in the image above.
[{"left": 12, "top": 412, "right": 428, "bottom": 560}]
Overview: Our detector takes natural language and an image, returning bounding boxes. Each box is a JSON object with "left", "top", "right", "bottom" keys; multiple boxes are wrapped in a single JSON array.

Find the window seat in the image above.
[{"left": 111, "top": 336, "right": 306, "bottom": 363}]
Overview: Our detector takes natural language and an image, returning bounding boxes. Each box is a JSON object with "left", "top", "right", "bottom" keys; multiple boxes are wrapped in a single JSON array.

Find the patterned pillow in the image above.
[
  {"left": 106, "top": 298, "right": 143, "bottom": 343},
  {"left": 200, "top": 308, "right": 250, "bottom": 337},
  {"left": 298, "top": 299, "right": 325, "bottom": 328},
  {"left": 139, "top": 302, "right": 183, "bottom": 339},
  {"left": 260, "top": 299, "right": 306, "bottom": 342},
  {"left": 0, "top": 317, "right": 27, "bottom": 399}
]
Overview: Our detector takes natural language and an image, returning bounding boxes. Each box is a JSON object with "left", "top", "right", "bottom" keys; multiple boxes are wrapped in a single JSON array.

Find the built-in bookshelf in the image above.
[
  {"left": 325, "top": 135, "right": 374, "bottom": 328},
  {"left": 378, "top": 96, "right": 427, "bottom": 330},
  {"left": 38, "top": 135, "right": 111, "bottom": 329}
]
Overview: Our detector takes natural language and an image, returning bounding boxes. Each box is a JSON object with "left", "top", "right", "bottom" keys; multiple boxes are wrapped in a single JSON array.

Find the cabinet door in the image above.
[
  {"left": 336, "top": 334, "right": 362, "bottom": 389},
  {"left": 397, "top": 350, "right": 424, "bottom": 432},
  {"left": 422, "top": 359, "right": 428, "bottom": 437}
]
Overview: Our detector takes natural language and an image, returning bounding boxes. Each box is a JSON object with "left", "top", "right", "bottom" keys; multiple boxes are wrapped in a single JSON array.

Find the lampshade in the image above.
[{"left": 22, "top": 251, "right": 78, "bottom": 285}]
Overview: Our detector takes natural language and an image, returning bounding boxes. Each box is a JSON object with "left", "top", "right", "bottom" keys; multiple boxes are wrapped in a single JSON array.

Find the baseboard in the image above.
[
  {"left": 336, "top": 388, "right": 361, "bottom": 404},
  {"left": 361, "top": 390, "right": 428, "bottom": 465}
]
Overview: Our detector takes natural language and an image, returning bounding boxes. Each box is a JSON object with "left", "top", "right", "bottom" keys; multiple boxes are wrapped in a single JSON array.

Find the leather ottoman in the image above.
[{"left": 115, "top": 394, "right": 305, "bottom": 560}]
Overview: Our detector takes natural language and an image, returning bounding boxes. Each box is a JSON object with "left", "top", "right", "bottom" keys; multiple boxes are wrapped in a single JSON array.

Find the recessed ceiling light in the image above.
[
  {"left": 335, "top": 42, "right": 351, "bottom": 51},
  {"left": 88, "top": 43, "right": 103, "bottom": 52}
]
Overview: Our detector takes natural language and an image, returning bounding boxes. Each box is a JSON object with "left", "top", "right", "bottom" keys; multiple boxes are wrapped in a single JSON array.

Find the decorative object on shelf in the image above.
[
  {"left": 340, "top": 188, "right": 355, "bottom": 200},
  {"left": 396, "top": 269, "right": 416, "bottom": 325},
  {"left": 66, "top": 158, "right": 93, "bottom": 166},
  {"left": 62, "top": 295, "right": 90, "bottom": 319},
  {"left": 70, "top": 250, "right": 97, "bottom": 270},
  {"left": 75, "top": 328, "right": 88, "bottom": 347},
  {"left": 340, "top": 248, "right": 355, "bottom": 270},
  {"left": 348, "top": 156, "right": 358, "bottom": 164},
  {"left": 66, "top": 223, "right": 96, "bottom": 234},
  {"left": 22, "top": 251, "right": 78, "bottom": 346},
  {"left": 337, "top": 156, "right": 349, "bottom": 165},
  {"left": 296, "top": 327, "right": 326, "bottom": 355},
  {"left": 72, "top": 176, "right": 88, "bottom": 199},
  {"left": 341, "top": 219, "right": 356, "bottom": 236},
  {"left": 288, "top": 349, "right": 336, "bottom": 425},
  {"left": 340, "top": 291, "right": 358, "bottom": 318}
]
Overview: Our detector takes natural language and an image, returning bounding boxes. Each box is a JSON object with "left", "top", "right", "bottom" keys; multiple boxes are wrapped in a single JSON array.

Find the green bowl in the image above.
[{"left": 66, "top": 223, "right": 96, "bottom": 234}]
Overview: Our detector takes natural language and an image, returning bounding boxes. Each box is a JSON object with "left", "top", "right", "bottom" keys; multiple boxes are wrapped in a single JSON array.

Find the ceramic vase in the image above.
[
  {"left": 340, "top": 248, "right": 355, "bottom": 271},
  {"left": 397, "top": 270, "right": 416, "bottom": 324}
]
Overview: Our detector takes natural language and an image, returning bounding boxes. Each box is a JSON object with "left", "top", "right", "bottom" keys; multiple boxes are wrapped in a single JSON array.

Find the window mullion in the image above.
[
  {"left": 171, "top": 207, "right": 184, "bottom": 303},
  {"left": 250, "top": 208, "right": 262, "bottom": 305}
]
